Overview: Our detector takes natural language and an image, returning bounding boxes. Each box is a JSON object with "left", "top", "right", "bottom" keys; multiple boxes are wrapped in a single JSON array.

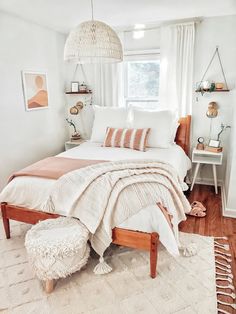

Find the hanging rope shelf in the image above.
[{"left": 195, "top": 46, "right": 230, "bottom": 95}]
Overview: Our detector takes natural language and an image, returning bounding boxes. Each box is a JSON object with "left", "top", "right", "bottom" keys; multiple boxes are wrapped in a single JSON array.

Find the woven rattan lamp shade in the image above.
[{"left": 64, "top": 20, "right": 123, "bottom": 64}]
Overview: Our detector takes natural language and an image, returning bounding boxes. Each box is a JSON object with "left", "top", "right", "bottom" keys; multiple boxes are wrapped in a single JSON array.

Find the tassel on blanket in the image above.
[
  {"left": 179, "top": 243, "right": 197, "bottom": 257},
  {"left": 93, "top": 256, "right": 112, "bottom": 275}
]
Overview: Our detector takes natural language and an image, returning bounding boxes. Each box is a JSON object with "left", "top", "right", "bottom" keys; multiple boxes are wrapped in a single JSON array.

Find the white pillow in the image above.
[
  {"left": 90, "top": 106, "right": 127, "bottom": 142},
  {"left": 131, "top": 109, "right": 177, "bottom": 148}
]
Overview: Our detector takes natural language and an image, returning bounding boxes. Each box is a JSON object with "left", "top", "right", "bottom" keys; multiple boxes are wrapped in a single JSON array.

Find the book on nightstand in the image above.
[{"left": 205, "top": 146, "right": 223, "bottom": 153}]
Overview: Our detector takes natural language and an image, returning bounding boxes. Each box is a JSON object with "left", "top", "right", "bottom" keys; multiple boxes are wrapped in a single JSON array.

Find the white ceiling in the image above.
[{"left": 0, "top": 0, "right": 235, "bottom": 34}]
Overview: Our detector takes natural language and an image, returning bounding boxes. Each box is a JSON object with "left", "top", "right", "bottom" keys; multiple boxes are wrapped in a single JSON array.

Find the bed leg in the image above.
[
  {"left": 150, "top": 232, "right": 159, "bottom": 278},
  {"left": 1, "top": 203, "right": 10, "bottom": 239}
]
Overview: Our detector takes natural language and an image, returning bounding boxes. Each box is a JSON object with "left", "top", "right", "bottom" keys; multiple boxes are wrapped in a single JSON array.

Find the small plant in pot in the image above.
[{"left": 66, "top": 118, "right": 81, "bottom": 141}]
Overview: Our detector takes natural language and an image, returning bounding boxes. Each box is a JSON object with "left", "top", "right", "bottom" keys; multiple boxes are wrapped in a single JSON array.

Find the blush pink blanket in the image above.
[{"left": 9, "top": 157, "right": 105, "bottom": 182}]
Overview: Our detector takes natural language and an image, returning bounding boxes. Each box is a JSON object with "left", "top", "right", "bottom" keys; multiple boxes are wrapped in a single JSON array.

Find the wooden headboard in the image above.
[{"left": 175, "top": 115, "right": 191, "bottom": 156}]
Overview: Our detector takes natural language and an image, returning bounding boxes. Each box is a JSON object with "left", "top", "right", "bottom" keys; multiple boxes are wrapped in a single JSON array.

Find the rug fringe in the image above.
[
  {"left": 214, "top": 237, "right": 236, "bottom": 314},
  {"left": 214, "top": 241, "right": 230, "bottom": 251},
  {"left": 215, "top": 254, "right": 232, "bottom": 263},
  {"left": 218, "top": 308, "right": 232, "bottom": 314},
  {"left": 215, "top": 249, "right": 231, "bottom": 257},
  {"left": 216, "top": 276, "right": 233, "bottom": 284},
  {"left": 215, "top": 237, "right": 228, "bottom": 240}
]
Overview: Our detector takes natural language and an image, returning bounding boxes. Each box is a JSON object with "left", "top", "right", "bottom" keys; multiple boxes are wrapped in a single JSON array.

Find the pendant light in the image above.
[{"left": 64, "top": 0, "right": 123, "bottom": 64}]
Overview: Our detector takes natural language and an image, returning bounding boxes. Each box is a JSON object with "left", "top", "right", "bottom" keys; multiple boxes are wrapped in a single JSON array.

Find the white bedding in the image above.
[{"left": 0, "top": 141, "right": 191, "bottom": 255}]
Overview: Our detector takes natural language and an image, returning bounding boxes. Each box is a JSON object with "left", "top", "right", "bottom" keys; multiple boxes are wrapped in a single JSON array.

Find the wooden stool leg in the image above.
[
  {"left": 150, "top": 232, "right": 159, "bottom": 278},
  {"left": 45, "top": 279, "right": 54, "bottom": 293}
]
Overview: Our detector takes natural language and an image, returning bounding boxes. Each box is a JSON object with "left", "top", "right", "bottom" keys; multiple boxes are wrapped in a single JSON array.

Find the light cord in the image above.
[{"left": 91, "top": 0, "right": 94, "bottom": 20}]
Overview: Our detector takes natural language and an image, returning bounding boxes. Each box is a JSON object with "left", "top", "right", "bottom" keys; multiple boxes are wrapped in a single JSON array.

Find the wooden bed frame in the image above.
[{"left": 1, "top": 115, "right": 191, "bottom": 283}]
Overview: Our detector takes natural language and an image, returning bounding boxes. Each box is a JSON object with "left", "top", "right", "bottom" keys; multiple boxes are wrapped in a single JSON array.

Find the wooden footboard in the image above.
[{"left": 1, "top": 202, "right": 159, "bottom": 278}]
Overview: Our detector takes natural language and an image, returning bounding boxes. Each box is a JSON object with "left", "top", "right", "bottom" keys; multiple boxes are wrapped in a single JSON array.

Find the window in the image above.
[{"left": 124, "top": 51, "right": 160, "bottom": 109}]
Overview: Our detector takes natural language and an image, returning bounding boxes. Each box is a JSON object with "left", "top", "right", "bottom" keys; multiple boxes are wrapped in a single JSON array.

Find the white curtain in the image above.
[
  {"left": 93, "top": 32, "right": 124, "bottom": 107},
  {"left": 159, "top": 22, "right": 195, "bottom": 116},
  {"left": 93, "top": 62, "right": 123, "bottom": 107}
]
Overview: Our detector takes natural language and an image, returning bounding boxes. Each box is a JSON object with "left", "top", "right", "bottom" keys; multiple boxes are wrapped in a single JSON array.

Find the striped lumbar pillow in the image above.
[{"left": 103, "top": 127, "right": 150, "bottom": 151}]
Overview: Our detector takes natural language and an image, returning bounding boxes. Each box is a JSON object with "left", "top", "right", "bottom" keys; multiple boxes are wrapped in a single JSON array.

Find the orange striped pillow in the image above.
[{"left": 103, "top": 127, "right": 150, "bottom": 151}]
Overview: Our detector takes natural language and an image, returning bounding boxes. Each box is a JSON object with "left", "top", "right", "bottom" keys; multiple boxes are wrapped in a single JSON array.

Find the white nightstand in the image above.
[
  {"left": 190, "top": 148, "right": 223, "bottom": 194},
  {"left": 65, "top": 139, "right": 85, "bottom": 151}
]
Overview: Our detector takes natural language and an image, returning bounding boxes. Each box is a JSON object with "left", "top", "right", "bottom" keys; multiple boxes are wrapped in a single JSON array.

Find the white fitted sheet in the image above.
[{"left": 0, "top": 142, "right": 191, "bottom": 255}]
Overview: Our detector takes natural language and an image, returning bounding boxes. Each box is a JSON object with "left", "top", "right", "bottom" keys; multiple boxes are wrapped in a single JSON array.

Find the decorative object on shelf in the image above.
[
  {"left": 22, "top": 71, "right": 48, "bottom": 111},
  {"left": 196, "top": 137, "right": 205, "bottom": 150},
  {"left": 195, "top": 46, "right": 229, "bottom": 96},
  {"left": 69, "top": 101, "right": 84, "bottom": 115},
  {"left": 64, "top": 0, "right": 123, "bottom": 64},
  {"left": 215, "top": 82, "right": 224, "bottom": 90},
  {"left": 79, "top": 83, "right": 87, "bottom": 92},
  {"left": 66, "top": 118, "right": 81, "bottom": 141},
  {"left": 71, "top": 81, "right": 79, "bottom": 93},
  {"left": 206, "top": 102, "right": 218, "bottom": 118}
]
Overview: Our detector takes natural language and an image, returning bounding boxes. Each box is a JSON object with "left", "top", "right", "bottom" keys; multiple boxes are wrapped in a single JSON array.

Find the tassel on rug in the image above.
[
  {"left": 214, "top": 237, "right": 236, "bottom": 314},
  {"left": 93, "top": 256, "right": 112, "bottom": 275}
]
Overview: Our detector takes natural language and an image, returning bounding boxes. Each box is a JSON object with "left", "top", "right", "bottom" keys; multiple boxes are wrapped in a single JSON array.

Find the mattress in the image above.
[{"left": 0, "top": 141, "right": 191, "bottom": 255}]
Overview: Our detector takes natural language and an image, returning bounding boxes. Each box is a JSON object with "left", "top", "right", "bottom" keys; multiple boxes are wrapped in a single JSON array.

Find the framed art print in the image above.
[
  {"left": 71, "top": 81, "right": 79, "bottom": 93},
  {"left": 22, "top": 71, "right": 49, "bottom": 111},
  {"left": 208, "top": 139, "right": 220, "bottom": 148}
]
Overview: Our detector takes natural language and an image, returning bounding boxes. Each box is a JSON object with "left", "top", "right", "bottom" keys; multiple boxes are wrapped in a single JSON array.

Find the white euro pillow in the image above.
[
  {"left": 131, "top": 109, "right": 177, "bottom": 148},
  {"left": 90, "top": 106, "right": 127, "bottom": 142}
]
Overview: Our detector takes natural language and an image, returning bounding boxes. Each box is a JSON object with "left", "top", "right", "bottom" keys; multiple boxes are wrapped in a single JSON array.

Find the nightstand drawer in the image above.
[{"left": 192, "top": 149, "right": 223, "bottom": 165}]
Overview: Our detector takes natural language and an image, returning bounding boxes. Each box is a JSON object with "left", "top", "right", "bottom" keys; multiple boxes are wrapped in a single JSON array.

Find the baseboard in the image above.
[
  {"left": 223, "top": 208, "right": 236, "bottom": 218},
  {"left": 221, "top": 183, "right": 236, "bottom": 218}
]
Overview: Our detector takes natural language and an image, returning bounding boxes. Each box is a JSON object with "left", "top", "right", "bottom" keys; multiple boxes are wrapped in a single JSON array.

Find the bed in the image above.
[{"left": 0, "top": 115, "right": 191, "bottom": 278}]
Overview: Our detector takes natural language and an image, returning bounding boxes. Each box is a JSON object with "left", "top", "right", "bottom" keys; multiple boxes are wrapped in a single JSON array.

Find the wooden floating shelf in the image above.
[
  {"left": 195, "top": 89, "right": 230, "bottom": 93},
  {"left": 65, "top": 91, "right": 92, "bottom": 95}
]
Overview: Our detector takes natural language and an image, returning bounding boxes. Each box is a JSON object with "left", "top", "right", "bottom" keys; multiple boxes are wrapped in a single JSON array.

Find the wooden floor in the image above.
[{"left": 181, "top": 184, "right": 236, "bottom": 313}]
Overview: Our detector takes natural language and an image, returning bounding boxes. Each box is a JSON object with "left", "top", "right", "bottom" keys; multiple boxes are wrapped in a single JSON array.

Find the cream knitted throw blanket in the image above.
[{"left": 44, "top": 159, "right": 191, "bottom": 273}]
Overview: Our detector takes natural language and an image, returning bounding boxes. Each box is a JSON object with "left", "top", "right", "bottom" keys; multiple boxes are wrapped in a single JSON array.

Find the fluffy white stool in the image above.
[{"left": 25, "top": 217, "right": 90, "bottom": 293}]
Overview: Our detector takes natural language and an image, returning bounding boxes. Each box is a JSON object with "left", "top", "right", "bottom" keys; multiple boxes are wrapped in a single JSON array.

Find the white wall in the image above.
[
  {"left": 124, "top": 28, "right": 161, "bottom": 51},
  {"left": 192, "top": 15, "right": 236, "bottom": 184},
  {"left": 122, "top": 18, "right": 236, "bottom": 185},
  {"left": 0, "top": 12, "right": 68, "bottom": 190},
  {"left": 224, "top": 88, "right": 236, "bottom": 213}
]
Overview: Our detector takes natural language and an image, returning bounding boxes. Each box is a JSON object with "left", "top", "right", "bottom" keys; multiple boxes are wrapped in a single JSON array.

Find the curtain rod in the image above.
[{"left": 122, "top": 18, "right": 202, "bottom": 33}]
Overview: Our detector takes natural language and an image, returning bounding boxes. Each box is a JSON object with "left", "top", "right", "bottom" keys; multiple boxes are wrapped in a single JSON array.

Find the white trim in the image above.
[
  {"left": 221, "top": 182, "right": 236, "bottom": 218},
  {"left": 124, "top": 49, "right": 160, "bottom": 56}
]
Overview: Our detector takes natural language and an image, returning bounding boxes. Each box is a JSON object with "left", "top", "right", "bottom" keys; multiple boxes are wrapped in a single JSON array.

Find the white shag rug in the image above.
[{"left": 0, "top": 220, "right": 217, "bottom": 314}]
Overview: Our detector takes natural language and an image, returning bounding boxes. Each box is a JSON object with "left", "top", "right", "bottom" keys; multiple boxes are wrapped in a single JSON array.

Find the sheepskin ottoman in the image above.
[{"left": 25, "top": 217, "right": 90, "bottom": 293}]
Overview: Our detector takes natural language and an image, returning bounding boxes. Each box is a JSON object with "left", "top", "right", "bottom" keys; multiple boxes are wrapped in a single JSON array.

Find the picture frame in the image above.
[
  {"left": 208, "top": 139, "right": 220, "bottom": 148},
  {"left": 71, "top": 81, "right": 79, "bottom": 93},
  {"left": 22, "top": 71, "right": 49, "bottom": 111}
]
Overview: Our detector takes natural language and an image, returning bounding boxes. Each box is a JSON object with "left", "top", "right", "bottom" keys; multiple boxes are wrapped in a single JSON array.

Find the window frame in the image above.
[{"left": 123, "top": 49, "right": 160, "bottom": 109}]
